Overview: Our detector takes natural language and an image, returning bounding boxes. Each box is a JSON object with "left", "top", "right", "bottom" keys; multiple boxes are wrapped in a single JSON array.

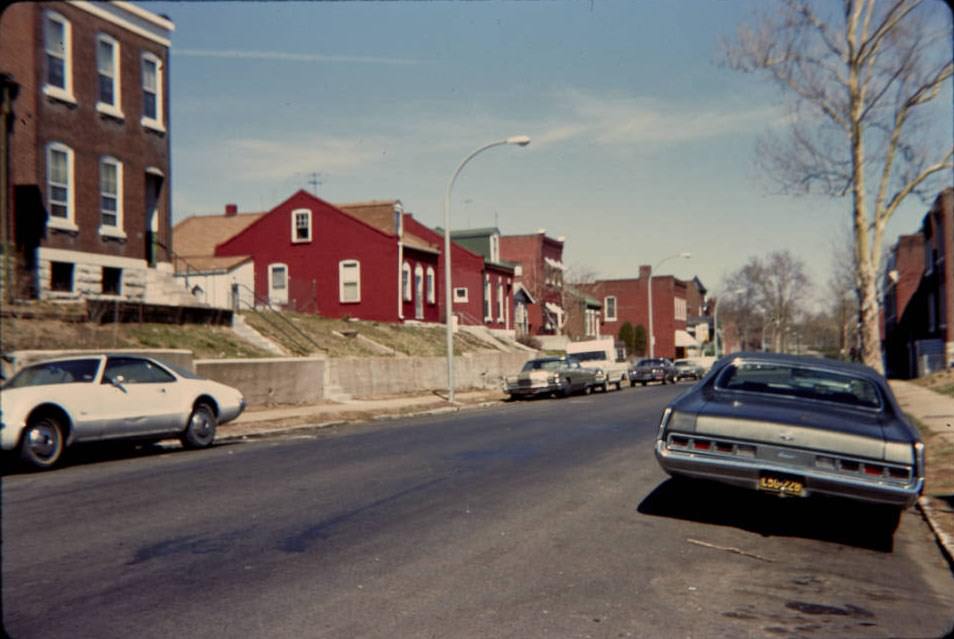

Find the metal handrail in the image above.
[{"left": 232, "top": 283, "right": 323, "bottom": 354}]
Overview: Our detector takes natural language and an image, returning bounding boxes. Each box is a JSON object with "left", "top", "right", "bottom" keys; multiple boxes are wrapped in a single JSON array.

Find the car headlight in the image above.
[{"left": 548, "top": 374, "right": 560, "bottom": 383}]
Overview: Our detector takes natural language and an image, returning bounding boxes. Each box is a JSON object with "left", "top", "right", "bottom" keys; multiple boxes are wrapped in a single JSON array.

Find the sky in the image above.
[{"left": 150, "top": 0, "right": 953, "bottom": 301}]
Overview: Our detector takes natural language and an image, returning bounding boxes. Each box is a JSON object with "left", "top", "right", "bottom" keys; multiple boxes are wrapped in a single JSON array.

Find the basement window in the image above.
[
  {"left": 50, "top": 261, "right": 74, "bottom": 292},
  {"left": 102, "top": 267, "right": 122, "bottom": 295}
]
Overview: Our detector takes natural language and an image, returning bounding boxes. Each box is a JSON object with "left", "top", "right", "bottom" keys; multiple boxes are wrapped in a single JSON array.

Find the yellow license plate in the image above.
[{"left": 758, "top": 475, "right": 804, "bottom": 496}]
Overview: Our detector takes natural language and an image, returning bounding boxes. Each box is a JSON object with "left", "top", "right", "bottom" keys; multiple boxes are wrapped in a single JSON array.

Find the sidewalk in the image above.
[
  {"left": 217, "top": 389, "right": 508, "bottom": 440},
  {"left": 889, "top": 380, "right": 954, "bottom": 566}
]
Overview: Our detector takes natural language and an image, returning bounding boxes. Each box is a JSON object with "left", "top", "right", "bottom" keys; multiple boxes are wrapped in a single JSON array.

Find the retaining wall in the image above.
[{"left": 195, "top": 357, "right": 326, "bottom": 406}]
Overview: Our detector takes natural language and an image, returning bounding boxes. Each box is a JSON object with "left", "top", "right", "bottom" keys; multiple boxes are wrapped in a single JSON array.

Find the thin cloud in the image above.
[{"left": 173, "top": 48, "right": 423, "bottom": 66}]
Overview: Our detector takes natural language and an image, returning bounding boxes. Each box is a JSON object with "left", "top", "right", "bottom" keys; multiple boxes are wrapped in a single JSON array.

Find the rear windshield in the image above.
[
  {"left": 4, "top": 359, "right": 100, "bottom": 388},
  {"left": 715, "top": 362, "right": 882, "bottom": 410},
  {"left": 569, "top": 351, "right": 605, "bottom": 362},
  {"left": 522, "top": 360, "right": 564, "bottom": 372},
  {"left": 637, "top": 359, "right": 666, "bottom": 367}
]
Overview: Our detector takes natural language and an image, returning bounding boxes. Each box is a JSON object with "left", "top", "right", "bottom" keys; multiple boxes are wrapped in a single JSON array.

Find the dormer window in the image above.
[{"left": 292, "top": 208, "right": 312, "bottom": 243}]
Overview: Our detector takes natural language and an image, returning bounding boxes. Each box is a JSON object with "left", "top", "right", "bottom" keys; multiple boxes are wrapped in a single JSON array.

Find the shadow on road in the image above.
[
  {"left": 2, "top": 440, "right": 241, "bottom": 476},
  {"left": 637, "top": 478, "right": 900, "bottom": 553}
]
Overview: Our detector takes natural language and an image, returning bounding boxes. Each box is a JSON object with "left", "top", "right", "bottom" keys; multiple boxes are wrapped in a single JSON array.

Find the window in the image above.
[
  {"left": 402, "top": 262, "right": 412, "bottom": 301},
  {"left": 102, "top": 267, "right": 122, "bottom": 295},
  {"left": 604, "top": 296, "right": 617, "bottom": 321},
  {"left": 99, "top": 157, "right": 124, "bottom": 233},
  {"left": 291, "top": 208, "right": 312, "bottom": 243},
  {"left": 339, "top": 260, "right": 360, "bottom": 303},
  {"left": 96, "top": 34, "right": 121, "bottom": 115},
  {"left": 497, "top": 281, "right": 504, "bottom": 320},
  {"left": 104, "top": 357, "right": 176, "bottom": 384},
  {"left": 44, "top": 12, "right": 73, "bottom": 101},
  {"left": 5, "top": 359, "right": 99, "bottom": 388},
  {"left": 414, "top": 264, "right": 424, "bottom": 319},
  {"left": 490, "top": 234, "right": 500, "bottom": 262},
  {"left": 46, "top": 143, "right": 75, "bottom": 229},
  {"left": 50, "top": 261, "right": 74, "bottom": 292},
  {"left": 674, "top": 298, "right": 687, "bottom": 321},
  {"left": 483, "top": 275, "right": 492, "bottom": 320},
  {"left": 426, "top": 266, "right": 436, "bottom": 304},
  {"left": 141, "top": 53, "right": 164, "bottom": 130},
  {"left": 268, "top": 263, "right": 288, "bottom": 305},
  {"left": 454, "top": 287, "right": 469, "bottom": 303}
]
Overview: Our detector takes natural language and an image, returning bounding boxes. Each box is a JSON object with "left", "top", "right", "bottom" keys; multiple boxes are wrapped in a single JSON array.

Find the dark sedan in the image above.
[
  {"left": 654, "top": 353, "right": 924, "bottom": 531},
  {"left": 629, "top": 358, "right": 676, "bottom": 386}
]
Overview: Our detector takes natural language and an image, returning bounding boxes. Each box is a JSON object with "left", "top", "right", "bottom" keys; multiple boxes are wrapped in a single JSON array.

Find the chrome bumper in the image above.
[{"left": 654, "top": 440, "right": 923, "bottom": 508}]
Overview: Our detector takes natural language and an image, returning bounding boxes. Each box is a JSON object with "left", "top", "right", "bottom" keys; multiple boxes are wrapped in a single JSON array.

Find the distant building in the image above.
[
  {"left": 447, "top": 227, "right": 516, "bottom": 331},
  {"left": 882, "top": 189, "right": 953, "bottom": 377},
  {"left": 1, "top": 2, "right": 180, "bottom": 302},
  {"left": 500, "top": 231, "right": 565, "bottom": 335}
]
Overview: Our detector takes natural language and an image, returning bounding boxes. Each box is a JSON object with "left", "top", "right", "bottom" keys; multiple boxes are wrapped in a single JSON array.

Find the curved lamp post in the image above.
[
  {"left": 647, "top": 252, "right": 691, "bottom": 358},
  {"left": 444, "top": 135, "right": 530, "bottom": 403}
]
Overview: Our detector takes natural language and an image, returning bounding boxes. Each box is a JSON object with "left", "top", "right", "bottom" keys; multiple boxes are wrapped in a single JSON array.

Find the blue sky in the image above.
[{"left": 151, "top": 0, "right": 953, "bottom": 299}]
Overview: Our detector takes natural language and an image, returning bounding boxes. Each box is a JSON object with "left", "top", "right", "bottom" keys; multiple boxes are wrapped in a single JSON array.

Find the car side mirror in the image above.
[{"left": 108, "top": 374, "right": 127, "bottom": 391}]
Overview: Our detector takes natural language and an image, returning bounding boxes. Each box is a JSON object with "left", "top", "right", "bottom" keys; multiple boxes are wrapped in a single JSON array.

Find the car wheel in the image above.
[
  {"left": 19, "top": 415, "right": 65, "bottom": 470},
  {"left": 181, "top": 403, "right": 217, "bottom": 449},
  {"left": 629, "top": 380, "right": 636, "bottom": 388},
  {"left": 615, "top": 380, "right": 623, "bottom": 391},
  {"left": 641, "top": 381, "right": 647, "bottom": 386},
  {"left": 601, "top": 382, "right": 609, "bottom": 393}
]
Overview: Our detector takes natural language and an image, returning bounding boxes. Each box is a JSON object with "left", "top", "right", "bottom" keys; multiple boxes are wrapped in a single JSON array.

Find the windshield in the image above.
[
  {"left": 637, "top": 359, "right": 666, "bottom": 367},
  {"left": 521, "top": 360, "right": 564, "bottom": 372},
  {"left": 569, "top": 351, "right": 606, "bottom": 362},
  {"left": 4, "top": 359, "right": 100, "bottom": 388},
  {"left": 715, "top": 362, "right": 882, "bottom": 410}
]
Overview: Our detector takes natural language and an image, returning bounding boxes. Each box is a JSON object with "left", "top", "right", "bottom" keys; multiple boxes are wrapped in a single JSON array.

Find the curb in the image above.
[
  {"left": 216, "top": 398, "right": 505, "bottom": 443},
  {"left": 918, "top": 496, "right": 954, "bottom": 570}
]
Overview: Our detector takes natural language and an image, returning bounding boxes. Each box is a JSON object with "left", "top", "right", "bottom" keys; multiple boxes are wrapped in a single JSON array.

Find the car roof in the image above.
[{"left": 719, "top": 352, "right": 883, "bottom": 381}]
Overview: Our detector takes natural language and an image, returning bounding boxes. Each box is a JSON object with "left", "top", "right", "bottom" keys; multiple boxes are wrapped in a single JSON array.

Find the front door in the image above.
[
  {"left": 414, "top": 265, "right": 424, "bottom": 319},
  {"left": 145, "top": 172, "right": 163, "bottom": 266}
]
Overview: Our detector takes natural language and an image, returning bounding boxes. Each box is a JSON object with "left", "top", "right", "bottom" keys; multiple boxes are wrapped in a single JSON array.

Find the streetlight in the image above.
[
  {"left": 443, "top": 135, "right": 531, "bottom": 403},
  {"left": 713, "top": 287, "right": 746, "bottom": 358},
  {"left": 647, "top": 252, "right": 691, "bottom": 358}
]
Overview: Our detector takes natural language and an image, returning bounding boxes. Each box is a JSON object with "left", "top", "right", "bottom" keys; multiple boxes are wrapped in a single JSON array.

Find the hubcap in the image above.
[
  {"left": 28, "top": 425, "right": 57, "bottom": 459},
  {"left": 191, "top": 411, "right": 212, "bottom": 438}
]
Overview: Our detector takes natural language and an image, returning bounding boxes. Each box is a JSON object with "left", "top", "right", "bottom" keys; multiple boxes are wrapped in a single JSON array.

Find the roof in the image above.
[
  {"left": 174, "top": 255, "right": 252, "bottom": 274},
  {"left": 450, "top": 227, "right": 500, "bottom": 239},
  {"left": 338, "top": 200, "right": 440, "bottom": 254},
  {"left": 173, "top": 213, "right": 264, "bottom": 257}
]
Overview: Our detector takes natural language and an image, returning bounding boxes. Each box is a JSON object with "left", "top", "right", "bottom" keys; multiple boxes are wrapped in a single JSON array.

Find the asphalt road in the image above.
[{"left": 3, "top": 384, "right": 954, "bottom": 638}]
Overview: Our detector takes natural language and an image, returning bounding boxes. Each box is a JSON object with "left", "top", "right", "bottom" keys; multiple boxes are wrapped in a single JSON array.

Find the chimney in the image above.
[
  {"left": 639, "top": 265, "right": 651, "bottom": 280},
  {"left": 225, "top": 203, "right": 238, "bottom": 217}
]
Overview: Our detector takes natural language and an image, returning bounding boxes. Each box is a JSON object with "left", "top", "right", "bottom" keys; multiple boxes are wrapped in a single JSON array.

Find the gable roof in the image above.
[
  {"left": 173, "top": 212, "right": 264, "bottom": 257},
  {"left": 338, "top": 199, "right": 440, "bottom": 254}
]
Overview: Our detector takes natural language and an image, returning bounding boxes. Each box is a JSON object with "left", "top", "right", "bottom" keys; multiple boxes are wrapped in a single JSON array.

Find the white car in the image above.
[{"left": 1, "top": 354, "right": 246, "bottom": 469}]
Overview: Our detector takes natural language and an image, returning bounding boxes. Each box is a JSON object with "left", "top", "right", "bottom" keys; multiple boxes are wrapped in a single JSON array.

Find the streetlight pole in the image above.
[
  {"left": 443, "top": 135, "right": 530, "bottom": 403},
  {"left": 647, "top": 252, "right": 691, "bottom": 359}
]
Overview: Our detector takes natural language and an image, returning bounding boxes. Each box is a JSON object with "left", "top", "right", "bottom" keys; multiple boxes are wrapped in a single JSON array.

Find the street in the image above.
[{"left": 3, "top": 384, "right": 954, "bottom": 638}]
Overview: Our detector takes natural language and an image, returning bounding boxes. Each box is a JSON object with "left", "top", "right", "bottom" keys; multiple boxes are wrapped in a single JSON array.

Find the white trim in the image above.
[
  {"left": 338, "top": 259, "right": 361, "bottom": 303},
  {"left": 426, "top": 265, "right": 436, "bottom": 304},
  {"left": 414, "top": 264, "right": 424, "bottom": 319},
  {"left": 47, "top": 217, "right": 79, "bottom": 233},
  {"left": 99, "top": 156, "right": 124, "bottom": 233},
  {"left": 604, "top": 295, "right": 617, "bottom": 322},
  {"left": 496, "top": 280, "right": 504, "bottom": 321},
  {"left": 291, "top": 208, "right": 312, "bottom": 243},
  {"left": 453, "top": 287, "right": 469, "bottom": 303},
  {"left": 96, "top": 33, "right": 123, "bottom": 116},
  {"left": 46, "top": 142, "right": 75, "bottom": 226},
  {"left": 44, "top": 11, "right": 74, "bottom": 102},
  {"left": 141, "top": 52, "right": 164, "bottom": 130},
  {"left": 71, "top": 1, "right": 173, "bottom": 47},
  {"left": 483, "top": 274, "right": 492, "bottom": 321},
  {"left": 402, "top": 261, "right": 412, "bottom": 301},
  {"left": 544, "top": 257, "right": 566, "bottom": 271},
  {"left": 39, "top": 246, "right": 147, "bottom": 269},
  {"left": 145, "top": 166, "right": 165, "bottom": 177}
]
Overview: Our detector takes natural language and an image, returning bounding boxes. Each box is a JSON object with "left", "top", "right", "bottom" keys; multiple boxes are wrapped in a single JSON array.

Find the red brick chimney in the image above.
[
  {"left": 639, "top": 265, "right": 651, "bottom": 281},
  {"left": 225, "top": 203, "right": 238, "bottom": 217}
]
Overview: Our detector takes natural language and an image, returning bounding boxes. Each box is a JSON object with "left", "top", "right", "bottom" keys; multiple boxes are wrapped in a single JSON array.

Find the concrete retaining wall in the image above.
[
  {"left": 195, "top": 357, "right": 326, "bottom": 406},
  {"left": 329, "top": 351, "right": 535, "bottom": 398}
]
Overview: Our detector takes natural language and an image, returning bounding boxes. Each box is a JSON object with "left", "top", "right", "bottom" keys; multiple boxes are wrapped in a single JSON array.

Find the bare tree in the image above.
[
  {"left": 724, "top": 0, "right": 953, "bottom": 372},
  {"left": 722, "top": 261, "right": 767, "bottom": 350}
]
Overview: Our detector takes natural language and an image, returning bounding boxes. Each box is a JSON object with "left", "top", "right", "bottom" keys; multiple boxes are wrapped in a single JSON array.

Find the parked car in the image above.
[
  {"left": 654, "top": 352, "right": 924, "bottom": 532},
  {"left": 504, "top": 356, "right": 598, "bottom": 399},
  {"left": 673, "top": 358, "right": 705, "bottom": 381},
  {"left": 629, "top": 358, "right": 677, "bottom": 386},
  {"left": 566, "top": 337, "right": 628, "bottom": 392},
  {"left": 1, "top": 355, "right": 246, "bottom": 469}
]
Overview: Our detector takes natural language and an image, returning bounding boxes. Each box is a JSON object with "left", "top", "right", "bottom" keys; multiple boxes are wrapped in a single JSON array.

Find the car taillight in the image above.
[
  {"left": 863, "top": 464, "right": 884, "bottom": 477},
  {"left": 692, "top": 440, "right": 711, "bottom": 451}
]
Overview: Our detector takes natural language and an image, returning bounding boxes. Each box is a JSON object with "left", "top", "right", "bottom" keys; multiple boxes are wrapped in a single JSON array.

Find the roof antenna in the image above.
[{"left": 307, "top": 172, "right": 322, "bottom": 195}]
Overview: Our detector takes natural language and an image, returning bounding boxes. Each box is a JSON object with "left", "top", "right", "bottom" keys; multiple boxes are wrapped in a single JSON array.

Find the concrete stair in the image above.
[
  {"left": 232, "top": 314, "right": 288, "bottom": 356},
  {"left": 458, "top": 325, "right": 512, "bottom": 352},
  {"left": 144, "top": 265, "right": 207, "bottom": 307}
]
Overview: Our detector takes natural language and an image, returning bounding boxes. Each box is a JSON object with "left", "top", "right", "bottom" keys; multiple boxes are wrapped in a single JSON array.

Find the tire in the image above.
[
  {"left": 19, "top": 415, "right": 65, "bottom": 470},
  {"left": 629, "top": 380, "right": 636, "bottom": 388},
  {"left": 641, "top": 381, "right": 647, "bottom": 387},
  {"left": 601, "top": 382, "right": 609, "bottom": 393},
  {"left": 180, "top": 403, "right": 217, "bottom": 449}
]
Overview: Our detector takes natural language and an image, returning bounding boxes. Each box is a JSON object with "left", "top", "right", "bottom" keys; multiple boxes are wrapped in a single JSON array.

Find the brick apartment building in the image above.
[
  {"left": 579, "top": 265, "right": 697, "bottom": 360},
  {"left": 1, "top": 2, "right": 174, "bottom": 302},
  {"left": 500, "top": 231, "right": 565, "bottom": 336},
  {"left": 883, "top": 189, "right": 954, "bottom": 378}
]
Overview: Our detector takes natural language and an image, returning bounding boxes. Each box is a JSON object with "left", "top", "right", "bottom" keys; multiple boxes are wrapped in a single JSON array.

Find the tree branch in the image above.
[{"left": 880, "top": 149, "right": 954, "bottom": 224}]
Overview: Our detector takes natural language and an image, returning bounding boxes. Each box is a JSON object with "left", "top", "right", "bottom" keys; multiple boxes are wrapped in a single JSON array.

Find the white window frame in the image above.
[
  {"left": 426, "top": 266, "right": 436, "bottom": 304},
  {"left": 141, "top": 52, "right": 165, "bottom": 132},
  {"left": 490, "top": 234, "right": 500, "bottom": 262},
  {"left": 268, "top": 263, "right": 289, "bottom": 305},
  {"left": 674, "top": 298, "right": 687, "bottom": 321},
  {"left": 46, "top": 142, "right": 77, "bottom": 231},
  {"left": 496, "top": 281, "right": 504, "bottom": 321},
  {"left": 414, "top": 264, "right": 424, "bottom": 319},
  {"left": 483, "top": 275, "right": 492, "bottom": 321},
  {"left": 43, "top": 11, "right": 74, "bottom": 103},
  {"left": 98, "top": 156, "right": 126, "bottom": 238},
  {"left": 291, "top": 208, "right": 312, "bottom": 243},
  {"left": 604, "top": 296, "right": 617, "bottom": 321},
  {"left": 454, "top": 287, "right": 469, "bottom": 303},
  {"left": 402, "top": 262, "right": 412, "bottom": 301},
  {"left": 338, "top": 260, "right": 361, "bottom": 303},
  {"left": 96, "top": 34, "right": 123, "bottom": 118}
]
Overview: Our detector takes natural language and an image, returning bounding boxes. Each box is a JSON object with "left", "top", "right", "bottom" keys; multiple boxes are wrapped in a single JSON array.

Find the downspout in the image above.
[{"left": 396, "top": 204, "right": 404, "bottom": 321}]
